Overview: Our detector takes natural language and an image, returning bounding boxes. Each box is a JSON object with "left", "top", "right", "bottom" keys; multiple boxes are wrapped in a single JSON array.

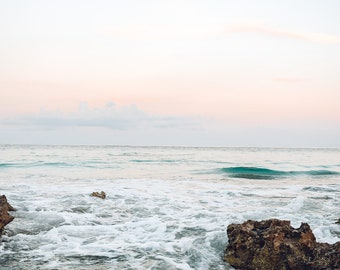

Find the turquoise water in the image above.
[
  {"left": 0, "top": 145, "right": 339, "bottom": 269},
  {"left": 220, "top": 166, "right": 340, "bottom": 180}
]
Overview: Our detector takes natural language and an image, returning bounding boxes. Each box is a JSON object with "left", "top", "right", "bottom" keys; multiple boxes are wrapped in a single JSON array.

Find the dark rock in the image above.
[
  {"left": 90, "top": 191, "right": 106, "bottom": 199},
  {"left": 224, "top": 219, "right": 340, "bottom": 270},
  {"left": 0, "top": 195, "right": 15, "bottom": 237},
  {"left": 336, "top": 218, "right": 340, "bottom": 225}
]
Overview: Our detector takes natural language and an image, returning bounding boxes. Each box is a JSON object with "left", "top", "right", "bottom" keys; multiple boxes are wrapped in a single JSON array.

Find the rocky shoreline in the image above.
[
  {"left": 0, "top": 195, "right": 15, "bottom": 237},
  {"left": 224, "top": 219, "right": 340, "bottom": 270},
  {"left": 1, "top": 195, "right": 339, "bottom": 269}
]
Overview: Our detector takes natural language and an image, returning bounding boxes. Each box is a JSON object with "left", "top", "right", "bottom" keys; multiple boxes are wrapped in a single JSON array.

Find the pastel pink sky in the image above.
[{"left": 1, "top": 0, "right": 340, "bottom": 146}]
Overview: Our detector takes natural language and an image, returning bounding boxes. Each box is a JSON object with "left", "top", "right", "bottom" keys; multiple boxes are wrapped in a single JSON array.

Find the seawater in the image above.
[{"left": 0, "top": 145, "right": 339, "bottom": 270}]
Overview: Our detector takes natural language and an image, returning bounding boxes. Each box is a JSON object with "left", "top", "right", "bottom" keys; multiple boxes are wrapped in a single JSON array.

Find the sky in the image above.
[{"left": 1, "top": 0, "right": 340, "bottom": 147}]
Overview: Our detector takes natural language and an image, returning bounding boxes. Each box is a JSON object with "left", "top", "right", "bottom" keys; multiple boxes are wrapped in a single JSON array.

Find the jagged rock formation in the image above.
[
  {"left": 224, "top": 219, "right": 340, "bottom": 270},
  {"left": 90, "top": 191, "right": 106, "bottom": 199},
  {"left": 0, "top": 195, "right": 15, "bottom": 237}
]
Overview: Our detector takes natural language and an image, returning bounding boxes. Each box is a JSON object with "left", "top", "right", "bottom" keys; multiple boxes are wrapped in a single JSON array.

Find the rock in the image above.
[
  {"left": 0, "top": 195, "right": 15, "bottom": 237},
  {"left": 336, "top": 218, "right": 340, "bottom": 224},
  {"left": 224, "top": 219, "right": 340, "bottom": 270},
  {"left": 90, "top": 191, "right": 106, "bottom": 199}
]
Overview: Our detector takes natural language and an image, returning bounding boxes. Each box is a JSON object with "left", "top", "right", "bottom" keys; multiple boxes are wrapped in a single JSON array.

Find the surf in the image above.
[{"left": 220, "top": 166, "right": 339, "bottom": 179}]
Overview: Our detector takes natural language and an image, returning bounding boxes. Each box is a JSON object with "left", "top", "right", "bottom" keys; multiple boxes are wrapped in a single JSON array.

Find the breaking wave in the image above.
[{"left": 220, "top": 167, "right": 339, "bottom": 180}]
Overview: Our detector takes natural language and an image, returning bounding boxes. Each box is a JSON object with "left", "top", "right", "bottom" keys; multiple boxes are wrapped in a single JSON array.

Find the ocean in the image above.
[{"left": 0, "top": 145, "right": 339, "bottom": 269}]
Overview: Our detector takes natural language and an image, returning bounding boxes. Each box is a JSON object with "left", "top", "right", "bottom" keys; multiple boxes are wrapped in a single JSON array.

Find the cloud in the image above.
[
  {"left": 273, "top": 77, "right": 305, "bottom": 83},
  {"left": 1, "top": 102, "right": 201, "bottom": 131},
  {"left": 225, "top": 23, "right": 340, "bottom": 44},
  {"left": 1, "top": 102, "right": 339, "bottom": 147},
  {"left": 99, "top": 25, "right": 220, "bottom": 40},
  {"left": 100, "top": 22, "right": 340, "bottom": 45}
]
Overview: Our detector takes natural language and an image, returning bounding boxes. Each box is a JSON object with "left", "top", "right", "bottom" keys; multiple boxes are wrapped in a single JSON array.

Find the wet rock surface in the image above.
[
  {"left": 90, "top": 191, "right": 106, "bottom": 199},
  {"left": 0, "top": 195, "right": 15, "bottom": 237},
  {"left": 224, "top": 219, "right": 340, "bottom": 270}
]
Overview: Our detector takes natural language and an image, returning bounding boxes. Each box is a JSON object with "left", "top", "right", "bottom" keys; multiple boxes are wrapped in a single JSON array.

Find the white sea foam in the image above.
[{"left": 0, "top": 146, "right": 339, "bottom": 269}]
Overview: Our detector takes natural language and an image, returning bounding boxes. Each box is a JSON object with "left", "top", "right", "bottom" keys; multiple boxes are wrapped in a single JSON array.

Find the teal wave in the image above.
[
  {"left": 0, "top": 163, "right": 11, "bottom": 167},
  {"left": 220, "top": 167, "right": 339, "bottom": 180},
  {"left": 0, "top": 162, "right": 74, "bottom": 168}
]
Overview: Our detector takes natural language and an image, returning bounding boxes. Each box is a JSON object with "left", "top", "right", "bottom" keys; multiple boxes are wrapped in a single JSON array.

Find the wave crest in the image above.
[{"left": 220, "top": 166, "right": 339, "bottom": 180}]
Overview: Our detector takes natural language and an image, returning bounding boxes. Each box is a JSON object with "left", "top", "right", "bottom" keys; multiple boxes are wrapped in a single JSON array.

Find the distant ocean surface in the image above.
[{"left": 0, "top": 145, "right": 339, "bottom": 269}]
